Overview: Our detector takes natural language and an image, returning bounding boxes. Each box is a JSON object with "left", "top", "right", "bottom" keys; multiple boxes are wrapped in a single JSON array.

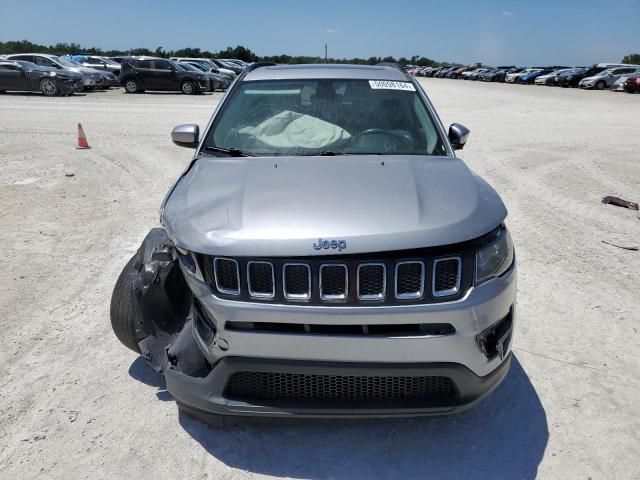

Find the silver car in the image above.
[
  {"left": 609, "top": 68, "right": 640, "bottom": 91},
  {"left": 110, "top": 64, "right": 516, "bottom": 424},
  {"left": 4, "top": 53, "right": 105, "bottom": 89},
  {"left": 579, "top": 66, "right": 639, "bottom": 90}
]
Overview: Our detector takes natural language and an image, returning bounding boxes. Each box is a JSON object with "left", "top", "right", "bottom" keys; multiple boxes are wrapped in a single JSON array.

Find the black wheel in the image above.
[
  {"left": 110, "top": 256, "right": 141, "bottom": 353},
  {"left": 181, "top": 81, "right": 196, "bottom": 95},
  {"left": 124, "top": 79, "right": 140, "bottom": 94},
  {"left": 596, "top": 81, "right": 606, "bottom": 90},
  {"left": 40, "top": 79, "right": 59, "bottom": 97}
]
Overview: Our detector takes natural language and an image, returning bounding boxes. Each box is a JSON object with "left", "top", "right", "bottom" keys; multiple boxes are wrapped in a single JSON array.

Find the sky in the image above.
[{"left": 0, "top": 0, "right": 638, "bottom": 66}]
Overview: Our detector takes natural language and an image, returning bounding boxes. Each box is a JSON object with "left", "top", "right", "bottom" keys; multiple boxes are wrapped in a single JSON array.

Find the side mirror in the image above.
[
  {"left": 448, "top": 123, "right": 470, "bottom": 150},
  {"left": 171, "top": 124, "right": 199, "bottom": 148}
]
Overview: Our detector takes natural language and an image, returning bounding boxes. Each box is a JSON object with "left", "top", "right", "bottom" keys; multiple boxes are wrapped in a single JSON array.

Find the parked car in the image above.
[
  {"left": 180, "top": 62, "right": 230, "bottom": 91},
  {"left": 119, "top": 57, "right": 210, "bottom": 94},
  {"left": 534, "top": 69, "right": 571, "bottom": 85},
  {"left": 610, "top": 69, "right": 640, "bottom": 91},
  {"left": 110, "top": 63, "right": 516, "bottom": 424},
  {"left": 0, "top": 60, "right": 83, "bottom": 96},
  {"left": 171, "top": 58, "right": 237, "bottom": 78},
  {"left": 516, "top": 68, "right": 548, "bottom": 84},
  {"left": 623, "top": 75, "right": 640, "bottom": 93},
  {"left": 180, "top": 60, "right": 235, "bottom": 82},
  {"left": 468, "top": 68, "right": 492, "bottom": 81},
  {"left": 435, "top": 67, "right": 455, "bottom": 78},
  {"left": 4, "top": 53, "right": 105, "bottom": 89},
  {"left": 65, "top": 55, "right": 122, "bottom": 76},
  {"left": 109, "top": 56, "right": 125, "bottom": 64},
  {"left": 477, "top": 68, "right": 500, "bottom": 81},
  {"left": 505, "top": 68, "right": 538, "bottom": 83},
  {"left": 579, "top": 66, "right": 639, "bottom": 90},
  {"left": 555, "top": 66, "right": 597, "bottom": 88}
]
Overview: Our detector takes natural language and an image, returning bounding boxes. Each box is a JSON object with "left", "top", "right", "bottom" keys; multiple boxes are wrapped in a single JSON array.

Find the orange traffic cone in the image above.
[{"left": 76, "top": 123, "right": 91, "bottom": 149}]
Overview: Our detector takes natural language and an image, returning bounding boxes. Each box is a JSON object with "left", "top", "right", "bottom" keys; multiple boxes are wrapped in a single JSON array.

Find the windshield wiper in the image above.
[
  {"left": 319, "top": 151, "right": 344, "bottom": 156},
  {"left": 202, "top": 145, "right": 252, "bottom": 157}
]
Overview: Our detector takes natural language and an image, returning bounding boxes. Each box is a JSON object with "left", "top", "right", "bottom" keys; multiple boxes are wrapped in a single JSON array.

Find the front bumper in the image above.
[
  {"left": 166, "top": 258, "right": 516, "bottom": 419},
  {"left": 168, "top": 353, "right": 512, "bottom": 421}
]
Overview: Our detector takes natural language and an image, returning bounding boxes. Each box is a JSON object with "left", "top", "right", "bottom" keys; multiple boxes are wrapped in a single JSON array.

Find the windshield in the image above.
[
  {"left": 56, "top": 57, "right": 80, "bottom": 67},
  {"left": 188, "top": 62, "right": 207, "bottom": 72},
  {"left": 181, "top": 62, "right": 199, "bottom": 72},
  {"left": 169, "top": 60, "right": 186, "bottom": 71},
  {"left": 205, "top": 79, "right": 447, "bottom": 157}
]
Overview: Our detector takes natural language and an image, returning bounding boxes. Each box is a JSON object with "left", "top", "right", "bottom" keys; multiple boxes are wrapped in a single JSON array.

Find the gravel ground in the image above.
[{"left": 0, "top": 80, "right": 638, "bottom": 480}]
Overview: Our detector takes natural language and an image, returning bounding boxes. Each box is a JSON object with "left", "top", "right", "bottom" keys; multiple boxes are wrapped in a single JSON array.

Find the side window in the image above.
[
  {"left": 87, "top": 57, "right": 103, "bottom": 65},
  {"left": 11, "top": 55, "right": 33, "bottom": 62},
  {"left": 35, "top": 57, "right": 55, "bottom": 68},
  {"left": 152, "top": 60, "right": 171, "bottom": 70},
  {"left": 135, "top": 60, "right": 152, "bottom": 69}
]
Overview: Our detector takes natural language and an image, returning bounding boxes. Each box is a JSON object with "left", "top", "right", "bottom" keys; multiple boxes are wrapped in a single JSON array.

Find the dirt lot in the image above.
[{"left": 1, "top": 80, "right": 639, "bottom": 480}]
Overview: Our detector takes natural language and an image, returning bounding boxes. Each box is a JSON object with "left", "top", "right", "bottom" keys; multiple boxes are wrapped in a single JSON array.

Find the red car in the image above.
[{"left": 623, "top": 75, "right": 640, "bottom": 93}]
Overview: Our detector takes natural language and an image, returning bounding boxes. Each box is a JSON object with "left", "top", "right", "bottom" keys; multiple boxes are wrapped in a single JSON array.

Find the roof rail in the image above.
[{"left": 245, "top": 62, "right": 276, "bottom": 73}]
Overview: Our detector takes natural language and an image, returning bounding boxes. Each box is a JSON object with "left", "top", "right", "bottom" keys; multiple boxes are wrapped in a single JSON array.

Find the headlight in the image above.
[
  {"left": 475, "top": 226, "right": 514, "bottom": 285},
  {"left": 176, "top": 248, "right": 204, "bottom": 282}
]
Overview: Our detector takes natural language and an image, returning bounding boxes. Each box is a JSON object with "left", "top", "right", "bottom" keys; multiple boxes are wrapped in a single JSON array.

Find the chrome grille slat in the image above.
[
  {"left": 394, "top": 261, "right": 425, "bottom": 300},
  {"left": 283, "top": 263, "right": 311, "bottom": 301},
  {"left": 357, "top": 263, "right": 386, "bottom": 301},
  {"left": 432, "top": 257, "right": 462, "bottom": 297},
  {"left": 319, "top": 264, "right": 348, "bottom": 301},
  {"left": 213, "top": 257, "right": 240, "bottom": 295},
  {"left": 247, "top": 261, "right": 275, "bottom": 299}
]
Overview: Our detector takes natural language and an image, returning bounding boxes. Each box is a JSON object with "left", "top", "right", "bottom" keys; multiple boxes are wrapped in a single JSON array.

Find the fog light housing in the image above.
[{"left": 476, "top": 308, "right": 513, "bottom": 360}]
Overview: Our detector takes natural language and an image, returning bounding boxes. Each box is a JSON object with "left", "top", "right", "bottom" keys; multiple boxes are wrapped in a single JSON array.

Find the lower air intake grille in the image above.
[{"left": 225, "top": 372, "right": 456, "bottom": 402}]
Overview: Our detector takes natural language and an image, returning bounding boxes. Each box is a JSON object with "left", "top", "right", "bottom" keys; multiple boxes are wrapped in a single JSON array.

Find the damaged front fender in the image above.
[{"left": 110, "top": 228, "right": 208, "bottom": 375}]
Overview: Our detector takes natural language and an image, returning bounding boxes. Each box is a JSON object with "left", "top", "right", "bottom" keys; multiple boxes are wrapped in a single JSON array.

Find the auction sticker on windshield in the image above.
[{"left": 369, "top": 80, "right": 416, "bottom": 91}]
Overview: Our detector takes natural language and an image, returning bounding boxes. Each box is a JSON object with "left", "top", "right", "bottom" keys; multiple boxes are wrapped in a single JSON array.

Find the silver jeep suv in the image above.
[{"left": 111, "top": 63, "right": 516, "bottom": 424}]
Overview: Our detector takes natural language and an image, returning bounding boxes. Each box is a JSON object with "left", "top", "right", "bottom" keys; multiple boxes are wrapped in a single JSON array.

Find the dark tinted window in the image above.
[
  {"left": 152, "top": 60, "right": 171, "bottom": 70},
  {"left": 0, "top": 64, "right": 19, "bottom": 71},
  {"left": 135, "top": 60, "right": 153, "bottom": 68},
  {"left": 86, "top": 57, "right": 103, "bottom": 65},
  {"left": 10, "top": 55, "right": 33, "bottom": 62}
]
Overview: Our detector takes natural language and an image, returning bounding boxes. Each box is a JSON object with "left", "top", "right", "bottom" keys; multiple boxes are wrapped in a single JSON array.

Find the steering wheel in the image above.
[
  {"left": 341, "top": 128, "right": 414, "bottom": 150},
  {"left": 351, "top": 128, "right": 407, "bottom": 141}
]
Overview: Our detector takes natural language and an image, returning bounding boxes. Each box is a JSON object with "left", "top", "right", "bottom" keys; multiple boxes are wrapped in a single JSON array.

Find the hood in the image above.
[{"left": 162, "top": 155, "right": 507, "bottom": 257}]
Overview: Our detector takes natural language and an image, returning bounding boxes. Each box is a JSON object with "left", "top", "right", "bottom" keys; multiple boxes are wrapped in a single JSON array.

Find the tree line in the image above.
[
  {"left": 2, "top": 40, "right": 637, "bottom": 67},
  {"left": 0, "top": 40, "right": 446, "bottom": 67}
]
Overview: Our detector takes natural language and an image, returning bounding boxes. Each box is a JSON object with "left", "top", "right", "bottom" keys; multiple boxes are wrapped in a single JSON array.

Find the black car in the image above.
[
  {"left": 556, "top": 66, "right": 603, "bottom": 88},
  {"left": 119, "top": 57, "right": 210, "bottom": 94},
  {"left": 0, "top": 60, "right": 82, "bottom": 96}
]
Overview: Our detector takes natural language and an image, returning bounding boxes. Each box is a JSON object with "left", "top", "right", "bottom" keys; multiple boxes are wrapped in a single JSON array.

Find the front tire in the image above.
[
  {"left": 181, "top": 81, "right": 196, "bottom": 95},
  {"left": 124, "top": 79, "right": 140, "bottom": 94},
  {"left": 110, "top": 256, "right": 142, "bottom": 353},
  {"left": 596, "top": 81, "right": 606, "bottom": 90},
  {"left": 40, "top": 79, "right": 59, "bottom": 97}
]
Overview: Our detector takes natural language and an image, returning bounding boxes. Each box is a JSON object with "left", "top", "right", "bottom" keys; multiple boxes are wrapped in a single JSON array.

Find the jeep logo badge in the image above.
[{"left": 313, "top": 238, "right": 347, "bottom": 251}]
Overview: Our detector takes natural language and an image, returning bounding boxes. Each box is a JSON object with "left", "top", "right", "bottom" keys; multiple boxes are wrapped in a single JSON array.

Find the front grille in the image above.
[
  {"left": 225, "top": 372, "right": 456, "bottom": 403},
  {"left": 201, "top": 248, "right": 471, "bottom": 306}
]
